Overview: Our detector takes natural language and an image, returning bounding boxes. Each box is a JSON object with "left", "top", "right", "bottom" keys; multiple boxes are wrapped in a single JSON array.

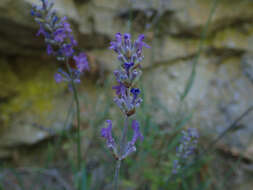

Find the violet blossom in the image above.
[
  {"left": 31, "top": 0, "right": 89, "bottom": 85},
  {"left": 101, "top": 120, "right": 116, "bottom": 150},
  {"left": 101, "top": 33, "right": 149, "bottom": 160},
  {"left": 172, "top": 128, "right": 199, "bottom": 174}
]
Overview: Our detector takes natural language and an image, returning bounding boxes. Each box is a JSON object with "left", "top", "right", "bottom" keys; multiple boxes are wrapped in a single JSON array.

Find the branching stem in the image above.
[
  {"left": 113, "top": 115, "right": 129, "bottom": 190},
  {"left": 65, "top": 60, "right": 82, "bottom": 190}
]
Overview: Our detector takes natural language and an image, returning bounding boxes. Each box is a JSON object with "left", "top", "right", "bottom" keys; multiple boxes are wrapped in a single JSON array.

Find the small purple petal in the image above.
[
  {"left": 54, "top": 73, "right": 62, "bottom": 83},
  {"left": 124, "top": 33, "right": 131, "bottom": 47},
  {"left": 61, "top": 17, "right": 72, "bottom": 33},
  {"left": 130, "top": 88, "right": 141, "bottom": 101},
  {"left": 47, "top": 44, "right": 54, "bottom": 55},
  {"left": 54, "top": 28, "right": 67, "bottom": 43},
  {"left": 130, "top": 120, "right": 144, "bottom": 145},
  {"left": 115, "top": 33, "right": 122, "bottom": 42},
  {"left": 61, "top": 44, "right": 74, "bottom": 57},
  {"left": 101, "top": 120, "right": 116, "bottom": 149},
  {"left": 74, "top": 53, "right": 89, "bottom": 72},
  {"left": 36, "top": 25, "right": 46, "bottom": 37},
  {"left": 112, "top": 82, "right": 126, "bottom": 96},
  {"left": 124, "top": 62, "right": 134, "bottom": 72}
]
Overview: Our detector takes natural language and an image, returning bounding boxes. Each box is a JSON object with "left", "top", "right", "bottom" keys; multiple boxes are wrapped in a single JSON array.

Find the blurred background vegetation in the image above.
[{"left": 0, "top": 0, "right": 253, "bottom": 189}]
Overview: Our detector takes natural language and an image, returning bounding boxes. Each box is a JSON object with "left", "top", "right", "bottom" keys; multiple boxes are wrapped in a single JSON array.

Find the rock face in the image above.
[{"left": 0, "top": 0, "right": 252, "bottom": 164}]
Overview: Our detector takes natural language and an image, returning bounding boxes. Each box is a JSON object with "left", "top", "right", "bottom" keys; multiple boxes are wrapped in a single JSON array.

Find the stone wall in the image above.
[{"left": 0, "top": 0, "right": 253, "bottom": 161}]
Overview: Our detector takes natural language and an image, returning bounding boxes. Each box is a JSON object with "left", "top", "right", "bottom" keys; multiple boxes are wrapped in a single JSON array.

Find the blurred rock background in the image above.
[{"left": 0, "top": 0, "right": 253, "bottom": 189}]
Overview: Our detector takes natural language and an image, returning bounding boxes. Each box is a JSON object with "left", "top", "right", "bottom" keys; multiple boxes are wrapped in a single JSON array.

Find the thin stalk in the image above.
[
  {"left": 120, "top": 115, "right": 129, "bottom": 153},
  {"left": 127, "top": 0, "right": 133, "bottom": 33},
  {"left": 114, "top": 115, "right": 129, "bottom": 190},
  {"left": 114, "top": 160, "right": 121, "bottom": 190},
  {"left": 65, "top": 61, "right": 82, "bottom": 190},
  {"left": 180, "top": 0, "right": 218, "bottom": 101}
]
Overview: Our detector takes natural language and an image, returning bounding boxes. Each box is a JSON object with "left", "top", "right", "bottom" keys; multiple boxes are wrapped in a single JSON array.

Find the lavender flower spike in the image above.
[
  {"left": 101, "top": 33, "right": 149, "bottom": 157},
  {"left": 109, "top": 33, "right": 149, "bottom": 116},
  {"left": 172, "top": 128, "right": 199, "bottom": 174},
  {"left": 31, "top": 0, "right": 89, "bottom": 84},
  {"left": 101, "top": 33, "right": 149, "bottom": 189}
]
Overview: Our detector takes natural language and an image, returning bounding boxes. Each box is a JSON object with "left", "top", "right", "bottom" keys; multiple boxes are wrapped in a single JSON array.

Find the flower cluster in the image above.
[
  {"left": 172, "top": 128, "right": 199, "bottom": 174},
  {"left": 110, "top": 33, "right": 149, "bottom": 116},
  {"left": 31, "top": 0, "right": 89, "bottom": 84},
  {"left": 101, "top": 119, "right": 143, "bottom": 160},
  {"left": 121, "top": 120, "right": 144, "bottom": 159},
  {"left": 101, "top": 33, "right": 149, "bottom": 160}
]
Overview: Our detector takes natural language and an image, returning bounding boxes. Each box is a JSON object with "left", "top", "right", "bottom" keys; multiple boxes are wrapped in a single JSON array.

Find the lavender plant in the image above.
[
  {"left": 172, "top": 128, "right": 199, "bottom": 174},
  {"left": 30, "top": 0, "right": 88, "bottom": 188},
  {"left": 101, "top": 33, "right": 149, "bottom": 189}
]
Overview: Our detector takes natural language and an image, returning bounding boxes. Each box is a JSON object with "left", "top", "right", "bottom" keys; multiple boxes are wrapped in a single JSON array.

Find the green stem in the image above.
[
  {"left": 114, "top": 115, "right": 129, "bottom": 190},
  {"left": 65, "top": 61, "right": 82, "bottom": 190},
  {"left": 180, "top": 0, "right": 218, "bottom": 101},
  {"left": 128, "top": 0, "right": 133, "bottom": 33},
  {"left": 114, "top": 160, "right": 121, "bottom": 190},
  {"left": 120, "top": 116, "right": 129, "bottom": 154}
]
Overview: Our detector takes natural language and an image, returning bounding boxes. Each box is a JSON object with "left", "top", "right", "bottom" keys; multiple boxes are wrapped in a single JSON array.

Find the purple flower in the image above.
[
  {"left": 54, "top": 28, "right": 67, "bottom": 43},
  {"left": 70, "top": 35, "right": 78, "bottom": 46},
  {"left": 112, "top": 82, "right": 126, "bottom": 97},
  {"left": 73, "top": 53, "right": 89, "bottom": 72},
  {"left": 54, "top": 73, "right": 63, "bottom": 83},
  {"left": 54, "top": 69, "right": 73, "bottom": 83},
  {"left": 32, "top": 1, "right": 77, "bottom": 58},
  {"left": 52, "top": 15, "right": 58, "bottom": 25},
  {"left": 130, "top": 120, "right": 144, "bottom": 145},
  {"left": 187, "top": 128, "right": 199, "bottom": 139},
  {"left": 31, "top": 0, "right": 89, "bottom": 86},
  {"left": 36, "top": 24, "right": 47, "bottom": 37},
  {"left": 61, "top": 44, "right": 74, "bottom": 57},
  {"left": 172, "top": 160, "right": 180, "bottom": 174},
  {"left": 110, "top": 32, "right": 149, "bottom": 66},
  {"left": 134, "top": 34, "right": 150, "bottom": 49},
  {"left": 113, "top": 70, "right": 128, "bottom": 83},
  {"left": 131, "top": 88, "right": 140, "bottom": 96},
  {"left": 130, "top": 88, "right": 141, "bottom": 102},
  {"left": 47, "top": 44, "right": 54, "bottom": 55},
  {"left": 134, "top": 34, "right": 150, "bottom": 58},
  {"left": 103, "top": 33, "right": 149, "bottom": 160},
  {"left": 124, "top": 62, "right": 134, "bottom": 72},
  {"left": 115, "top": 33, "right": 122, "bottom": 43},
  {"left": 113, "top": 97, "right": 124, "bottom": 110},
  {"left": 113, "top": 70, "right": 121, "bottom": 82},
  {"left": 30, "top": 7, "right": 35, "bottom": 16},
  {"left": 61, "top": 16, "right": 72, "bottom": 33},
  {"left": 109, "top": 33, "right": 149, "bottom": 115},
  {"left": 101, "top": 120, "right": 116, "bottom": 149},
  {"left": 172, "top": 128, "right": 199, "bottom": 174},
  {"left": 124, "top": 33, "right": 131, "bottom": 47},
  {"left": 121, "top": 120, "right": 143, "bottom": 159},
  {"left": 109, "top": 33, "right": 123, "bottom": 53},
  {"left": 42, "top": 0, "right": 48, "bottom": 9}
]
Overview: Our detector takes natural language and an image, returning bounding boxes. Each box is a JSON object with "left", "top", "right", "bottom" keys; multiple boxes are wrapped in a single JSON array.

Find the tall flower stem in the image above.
[
  {"left": 65, "top": 61, "right": 82, "bottom": 189},
  {"left": 120, "top": 116, "right": 129, "bottom": 154},
  {"left": 114, "top": 115, "right": 129, "bottom": 190},
  {"left": 114, "top": 159, "right": 121, "bottom": 190}
]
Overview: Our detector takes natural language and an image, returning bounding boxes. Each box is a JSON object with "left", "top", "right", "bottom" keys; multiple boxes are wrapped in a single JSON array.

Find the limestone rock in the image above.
[{"left": 0, "top": 0, "right": 253, "bottom": 165}]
